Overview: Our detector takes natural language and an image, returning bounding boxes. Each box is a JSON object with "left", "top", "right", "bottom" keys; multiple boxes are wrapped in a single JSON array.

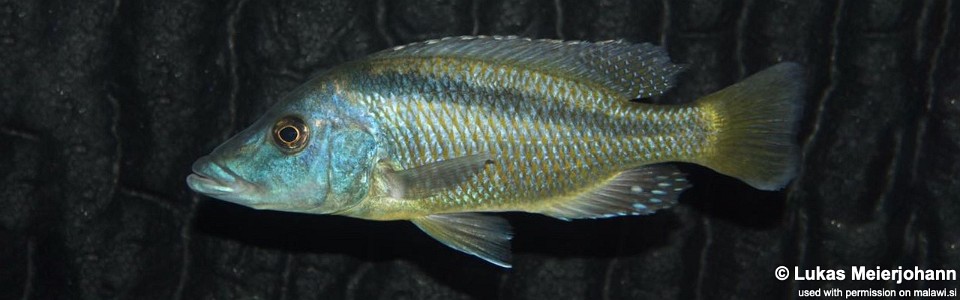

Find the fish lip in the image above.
[
  {"left": 186, "top": 173, "right": 235, "bottom": 195},
  {"left": 186, "top": 157, "right": 253, "bottom": 197}
]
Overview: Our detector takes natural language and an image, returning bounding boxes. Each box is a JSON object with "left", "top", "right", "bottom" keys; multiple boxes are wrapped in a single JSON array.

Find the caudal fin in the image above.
[{"left": 695, "top": 62, "right": 804, "bottom": 190}]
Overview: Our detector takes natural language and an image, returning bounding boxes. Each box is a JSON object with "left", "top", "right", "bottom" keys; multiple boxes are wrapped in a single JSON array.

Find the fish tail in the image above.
[{"left": 694, "top": 62, "right": 804, "bottom": 190}]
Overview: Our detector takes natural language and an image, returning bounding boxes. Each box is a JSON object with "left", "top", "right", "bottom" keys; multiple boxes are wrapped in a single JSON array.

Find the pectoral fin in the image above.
[
  {"left": 411, "top": 213, "right": 513, "bottom": 268},
  {"left": 383, "top": 154, "right": 494, "bottom": 199}
]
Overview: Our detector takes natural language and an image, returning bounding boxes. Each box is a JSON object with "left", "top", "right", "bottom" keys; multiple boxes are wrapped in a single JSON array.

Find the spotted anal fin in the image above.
[
  {"left": 539, "top": 164, "right": 690, "bottom": 220},
  {"left": 383, "top": 154, "right": 494, "bottom": 200},
  {"left": 411, "top": 213, "right": 513, "bottom": 268}
]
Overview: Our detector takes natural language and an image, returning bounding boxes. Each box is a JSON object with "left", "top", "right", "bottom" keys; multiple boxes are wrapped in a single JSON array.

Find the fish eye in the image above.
[{"left": 272, "top": 116, "right": 310, "bottom": 153}]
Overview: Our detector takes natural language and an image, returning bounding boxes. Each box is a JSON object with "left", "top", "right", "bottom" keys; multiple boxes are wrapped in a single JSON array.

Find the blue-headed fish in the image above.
[{"left": 187, "top": 36, "right": 803, "bottom": 267}]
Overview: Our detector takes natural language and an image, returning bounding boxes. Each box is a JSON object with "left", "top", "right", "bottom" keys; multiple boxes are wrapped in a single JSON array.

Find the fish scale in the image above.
[{"left": 340, "top": 57, "right": 708, "bottom": 213}]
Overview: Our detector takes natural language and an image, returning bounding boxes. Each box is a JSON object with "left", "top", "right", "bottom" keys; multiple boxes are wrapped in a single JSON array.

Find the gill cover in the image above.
[{"left": 325, "top": 122, "right": 379, "bottom": 212}]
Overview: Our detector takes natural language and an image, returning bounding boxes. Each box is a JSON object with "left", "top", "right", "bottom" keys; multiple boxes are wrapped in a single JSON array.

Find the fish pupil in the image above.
[{"left": 279, "top": 126, "right": 299, "bottom": 143}]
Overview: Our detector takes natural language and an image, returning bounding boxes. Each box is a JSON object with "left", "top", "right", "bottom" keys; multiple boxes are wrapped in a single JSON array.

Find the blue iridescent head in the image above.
[{"left": 187, "top": 83, "right": 380, "bottom": 214}]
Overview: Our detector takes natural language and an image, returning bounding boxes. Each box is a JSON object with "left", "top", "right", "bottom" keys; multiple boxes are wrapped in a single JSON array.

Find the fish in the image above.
[{"left": 187, "top": 36, "right": 804, "bottom": 268}]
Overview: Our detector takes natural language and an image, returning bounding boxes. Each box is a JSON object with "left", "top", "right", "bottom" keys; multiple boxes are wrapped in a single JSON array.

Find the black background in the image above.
[{"left": 2, "top": 0, "right": 959, "bottom": 299}]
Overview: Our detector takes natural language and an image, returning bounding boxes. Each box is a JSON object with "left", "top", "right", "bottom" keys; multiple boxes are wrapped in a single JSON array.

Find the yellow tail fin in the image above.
[{"left": 696, "top": 63, "right": 804, "bottom": 190}]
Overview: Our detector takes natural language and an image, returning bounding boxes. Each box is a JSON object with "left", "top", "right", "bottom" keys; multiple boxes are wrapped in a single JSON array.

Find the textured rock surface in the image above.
[{"left": 1, "top": 0, "right": 958, "bottom": 299}]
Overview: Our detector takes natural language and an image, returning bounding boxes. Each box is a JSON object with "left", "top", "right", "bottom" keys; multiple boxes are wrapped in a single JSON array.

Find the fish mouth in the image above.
[
  {"left": 186, "top": 173, "right": 234, "bottom": 195},
  {"left": 186, "top": 156, "right": 255, "bottom": 199}
]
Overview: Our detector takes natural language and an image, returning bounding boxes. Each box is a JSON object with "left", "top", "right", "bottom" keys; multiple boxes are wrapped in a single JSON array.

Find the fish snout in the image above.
[
  {"left": 191, "top": 155, "right": 213, "bottom": 175},
  {"left": 186, "top": 156, "right": 248, "bottom": 198}
]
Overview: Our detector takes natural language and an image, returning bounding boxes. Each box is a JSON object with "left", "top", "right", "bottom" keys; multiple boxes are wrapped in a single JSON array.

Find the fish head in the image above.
[{"left": 187, "top": 86, "right": 379, "bottom": 214}]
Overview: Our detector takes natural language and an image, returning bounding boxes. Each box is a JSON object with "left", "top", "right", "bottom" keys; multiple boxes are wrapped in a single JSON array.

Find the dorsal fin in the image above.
[{"left": 368, "top": 36, "right": 684, "bottom": 99}]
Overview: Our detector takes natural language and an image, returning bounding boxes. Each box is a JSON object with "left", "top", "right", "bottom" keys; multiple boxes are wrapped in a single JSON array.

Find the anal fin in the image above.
[
  {"left": 540, "top": 164, "right": 690, "bottom": 220},
  {"left": 411, "top": 213, "right": 513, "bottom": 268}
]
